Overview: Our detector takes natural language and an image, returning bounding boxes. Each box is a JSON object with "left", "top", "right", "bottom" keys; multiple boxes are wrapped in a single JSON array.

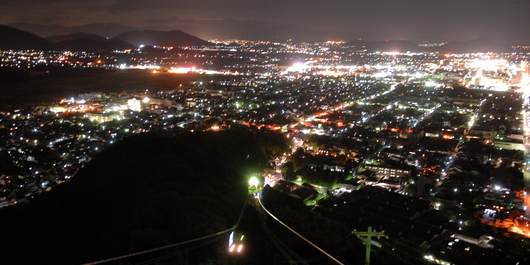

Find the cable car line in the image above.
[
  {"left": 83, "top": 195, "right": 251, "bottom": 265},
  {"left": 257, "top": 192, "right": 345, "bottom": 265}
]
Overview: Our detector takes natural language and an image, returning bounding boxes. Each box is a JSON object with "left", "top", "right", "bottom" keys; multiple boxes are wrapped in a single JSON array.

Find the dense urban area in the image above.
[{"left": 1, "top": 38, "right": 530, "bottom": 264}]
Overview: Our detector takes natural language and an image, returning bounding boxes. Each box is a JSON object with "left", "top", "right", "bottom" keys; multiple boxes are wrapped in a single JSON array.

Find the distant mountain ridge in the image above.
[
  {"left": 0, "top": 25, "right": 54, "bottom": 50},
  {"left": 44, "top": 32, "right": 135, "bottom": 52},
  {"left": 0, "top": 25, "right": 212, "bottom": 51},
  {"left": 433, "top": 37, "right": 511, "bottom": 53},
  {"left": 8, "top": 22, "right": 138, "bottom": 39},
  {"left": 10, "top": 20, "right": 529, "bottom": 46},
  {"left": 345, "top": 38, "right": 512, "bottom": 53},
  {"left": 0, "top": 24, "right": 514, "bottom": 53},
  {"left": 54, "top": 38, "right": 135, "bottom": 52},
  {"left": 46, "top": 32, "right": 108, "bottom": 42},
  {"left": 112, "top": 29, "right": 212, "bottom": 47}
]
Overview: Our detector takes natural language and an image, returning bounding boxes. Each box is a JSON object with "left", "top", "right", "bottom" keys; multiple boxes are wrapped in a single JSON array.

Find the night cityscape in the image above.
[{"left": 1, "top": 1, "right": 530, "bottom": 265}]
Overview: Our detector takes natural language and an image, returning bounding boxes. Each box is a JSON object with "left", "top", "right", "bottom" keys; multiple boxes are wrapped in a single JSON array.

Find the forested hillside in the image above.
[{"left": 0, "top": 129, "right": 289, "bottom": 265}]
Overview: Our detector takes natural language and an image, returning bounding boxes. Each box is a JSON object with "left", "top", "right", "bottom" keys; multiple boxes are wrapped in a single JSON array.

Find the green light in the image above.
[{"left": 249, "top": 177, "right": 259, "bottom": 186}]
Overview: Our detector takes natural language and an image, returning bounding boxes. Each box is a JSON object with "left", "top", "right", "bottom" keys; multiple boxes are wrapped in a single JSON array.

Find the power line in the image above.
[
  {"left": 304, "top": 240, "right": 364, "bottom": 263},
  {"left": 258, "top": 193, "right": 345, "bottom": 265},
  {"left": 81, "top": 227, "right": 235, "bottom": 265},
  {"left": 82, "top": 188, "right": 251, "bottom": 265},
  {"left": 132, "top": 234, "right": 227, "bottom": 265},
  {"left": 261, "top": 216, "right": 309, "bottom": 265},
  {"left": 235, "top": 192, "right": 250, "bottom": 228}
]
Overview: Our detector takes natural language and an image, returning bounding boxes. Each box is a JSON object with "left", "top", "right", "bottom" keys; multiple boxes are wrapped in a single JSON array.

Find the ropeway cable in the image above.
[
  {"left": 257, "top": 192, "right": 345, "bottom": 265},
  {"left": 82, "top": 193, "right": 250, "bottom": 265},
  {"left": 81, "top": 227, "right": 235, "bottom": 265}
]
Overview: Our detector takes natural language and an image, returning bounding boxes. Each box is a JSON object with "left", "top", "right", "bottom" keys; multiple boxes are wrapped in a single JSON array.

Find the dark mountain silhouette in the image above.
[
  {"left": 429, "top": 37, "right": 512, "bottom": 53},
  {"left": 0, "top": 130, "right": 289, "bottom": 265},
  {"left": 113, "top": 29, "right": 211, "bottom": 47},
  {"left": 55, "top": 38, "right": 135, "bottom": 52},
  {"left": 7, "top": 20, "right": 364, "bottom": 43},
  {"left": 8, "top": 22, "right": 139, "bottom": 39},
  {"left": 0, "top": 25, "right": 133, "bottom": 51},
  {"left": 46, "top": 32, "right": 107, "bottom": 42},
  {"left": 346, "top": 39, "right": 421, "bottom": 52},
  {"left": 2, "top": 23, "right": 516, "bottom": 54},
  {"left": 47, "top": 32, "right": 135, "bottom": 52},
  {"left": 345, "top": 38, "right": 509, "bottom": 53},
  {"left": 0, "top": 25, "right": 54, "bottom": 50},
  {"left": 169, "top": 18, "right": 347, "bottom": 43},
  {"left": 7, "top": 21, "right": 524, "bottom": 51},
  {"left": 346, "top": 39, "right": 421, "bottom": 53},
  {"left": 371, "top": 40, "right": 420, "bottom": 53}
]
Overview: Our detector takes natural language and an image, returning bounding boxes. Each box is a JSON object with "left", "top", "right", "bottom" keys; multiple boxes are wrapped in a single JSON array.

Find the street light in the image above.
[
  {"left": 249, "top": 176, "right": 260, "bottom": 197},
  {"left": 249, "top": 177, "right": 259, "bottom": 187}
]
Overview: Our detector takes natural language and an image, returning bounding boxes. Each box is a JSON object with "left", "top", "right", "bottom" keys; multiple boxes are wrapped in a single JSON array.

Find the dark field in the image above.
[{"left": 0, "top": 68, "right": 223, "bottom": 109}]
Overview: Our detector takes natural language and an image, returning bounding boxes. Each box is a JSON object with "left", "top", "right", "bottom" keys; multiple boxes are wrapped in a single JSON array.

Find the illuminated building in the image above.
[{"left": 127, "top": 98, "right": 142, "bottom": 112}]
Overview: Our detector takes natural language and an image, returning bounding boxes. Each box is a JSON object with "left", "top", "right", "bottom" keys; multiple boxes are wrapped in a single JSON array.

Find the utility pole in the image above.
[{"left": 352, "top": 226, "right": 387, "bottom": 265}]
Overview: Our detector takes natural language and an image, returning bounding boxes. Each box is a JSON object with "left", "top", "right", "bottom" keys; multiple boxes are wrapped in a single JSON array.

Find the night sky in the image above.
[{"left": 1, "top": 0, "right": 529, "bottom": 43}]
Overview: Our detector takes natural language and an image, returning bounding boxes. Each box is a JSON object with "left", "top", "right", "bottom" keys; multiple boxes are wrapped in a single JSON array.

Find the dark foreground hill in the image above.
[{"left": 0, "top": 129, "right": 289, "bottom": 265}]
